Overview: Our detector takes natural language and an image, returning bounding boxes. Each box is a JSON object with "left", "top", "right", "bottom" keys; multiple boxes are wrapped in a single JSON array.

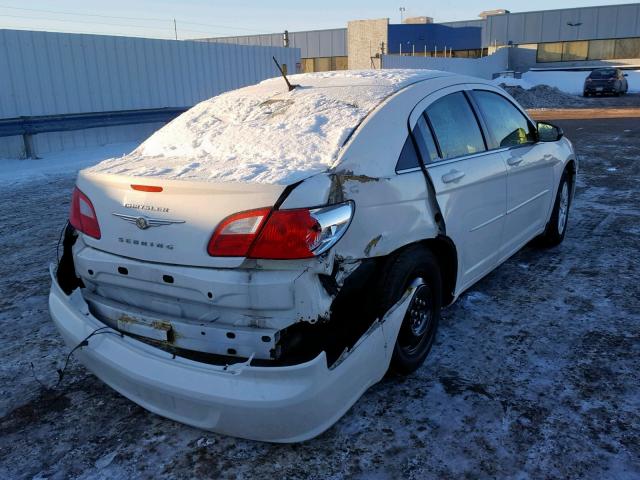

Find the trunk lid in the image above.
[{"left": 76, "top": 171, "right": 286, "bottom": 268}]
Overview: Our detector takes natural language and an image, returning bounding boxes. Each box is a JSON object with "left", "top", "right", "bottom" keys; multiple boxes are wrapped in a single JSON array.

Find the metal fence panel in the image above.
[
  {"left": 0, "top": 29, "right": 299, "bottom": 157},
  {"left": 0, "top": 29, "right": 299, "bottom": 119}
]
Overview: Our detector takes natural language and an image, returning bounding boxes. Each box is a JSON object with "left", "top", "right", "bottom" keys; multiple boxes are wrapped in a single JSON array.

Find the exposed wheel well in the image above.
[
  {"left": 383, "top": 238, "right": 458, "bottom": 307},
  {"left": 565, "top": 159, "right": 577, "bottom": 200},
  {"left": 419, "top": 237, "right": 458, "bottom": 307}
]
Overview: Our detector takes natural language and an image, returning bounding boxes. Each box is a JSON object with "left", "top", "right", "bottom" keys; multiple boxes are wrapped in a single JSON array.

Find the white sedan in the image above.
[{"left": 50, "top": 69, "right": 576, "bottom": 442}]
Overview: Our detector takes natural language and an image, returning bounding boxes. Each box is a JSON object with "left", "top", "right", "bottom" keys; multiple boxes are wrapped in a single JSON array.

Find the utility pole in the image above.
[
  {"left": 173, "top": 19, "right": 178, "bottom": 40},
  {"left": 399, "top": 7, "right": 405, "bottom": 23}
]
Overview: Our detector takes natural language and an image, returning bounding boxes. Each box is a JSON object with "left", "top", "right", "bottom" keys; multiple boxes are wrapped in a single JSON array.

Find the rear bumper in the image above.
[
  {"left": 48, "top": 265, "right": 408, "bottom": 443},
  {"left": 584, "top": 85, "right": 619, "bottom": 94}
]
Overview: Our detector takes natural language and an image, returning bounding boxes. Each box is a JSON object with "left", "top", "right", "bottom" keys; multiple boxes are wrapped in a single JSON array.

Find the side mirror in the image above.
[{"left": 537, "top": 122, "right": 564, "bottom": 142}]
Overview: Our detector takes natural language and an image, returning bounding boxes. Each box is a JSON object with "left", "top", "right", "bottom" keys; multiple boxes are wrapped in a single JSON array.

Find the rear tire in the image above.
[
  {"left": 537, "top": 170, "right": 571, "bottom": 247},
  {"left": 377, "top": 246, "right": 442, "bottom": 375}
]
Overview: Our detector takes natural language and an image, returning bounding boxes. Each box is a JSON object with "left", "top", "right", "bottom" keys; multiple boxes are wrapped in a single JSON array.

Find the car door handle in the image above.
[
  {"left": 507, "top": 156, "right": 523, "bottom": 166},
  {"left": 441, "top": 169, "right": 465, "bottom": 183}
]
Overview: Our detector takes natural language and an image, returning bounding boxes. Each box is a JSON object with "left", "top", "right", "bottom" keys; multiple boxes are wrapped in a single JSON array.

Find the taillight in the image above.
[
  {"left": 207, "top": 208, "right": 271, "bottom": 257},
  {"left": 69, "top": 187, "right": 101, "bottom": 239},
  {"left": 207, "top": 202, "right": 354, "bottom": 259},
  {"left": 249, "top": 209, "right": 320, "bottom": 259}
]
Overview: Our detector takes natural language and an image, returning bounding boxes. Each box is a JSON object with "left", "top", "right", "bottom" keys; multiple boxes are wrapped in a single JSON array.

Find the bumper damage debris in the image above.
[{"left": 48, "top": 264, "right": 413, "bottom": 442}]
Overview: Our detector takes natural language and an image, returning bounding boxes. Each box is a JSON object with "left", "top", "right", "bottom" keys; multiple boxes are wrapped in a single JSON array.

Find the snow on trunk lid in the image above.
[
  {"left": 86, "top": 70, "right": 444, "bottom": 186},
  {"left": 76, "top": 171, "right": 286, "bottom": 268}
]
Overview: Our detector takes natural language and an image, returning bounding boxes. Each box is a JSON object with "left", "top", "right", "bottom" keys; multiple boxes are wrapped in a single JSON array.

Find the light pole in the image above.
[{"left": 399, "top": 7, "right": 405, "bottom": 23}]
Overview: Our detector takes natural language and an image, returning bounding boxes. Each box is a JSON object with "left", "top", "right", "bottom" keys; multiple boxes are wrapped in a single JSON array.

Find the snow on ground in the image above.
[
  {"left": 496, "top": 83, "right": 640, "bottom": 109},
  {"left": 88, "top": 70, "right": 450, "bottom": 185},
  {"left": 494, "top": 69, "right": 640, "bottom": 95},
  {"left": 0, "top": 142, "right": 138, "bottom": 186},
  {"left": 1, "top": 118, "right": 639, "bottom": 478}
]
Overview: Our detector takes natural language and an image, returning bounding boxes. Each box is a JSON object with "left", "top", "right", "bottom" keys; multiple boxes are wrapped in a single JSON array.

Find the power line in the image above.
[
  {"left": 0, "top": 4, "right": 170, "bottom": 23},
  {"left": 0, "top": 24, "right": 175, "bottom": 39},
  {"left": 0, "top": 13, "right": 176, "bottom": 31},
  {"left": 0, "top": 4, "right": 270, "bottom": 33},
  {"left": 0, "top": 13, "right": 253, "bottom": 38}
]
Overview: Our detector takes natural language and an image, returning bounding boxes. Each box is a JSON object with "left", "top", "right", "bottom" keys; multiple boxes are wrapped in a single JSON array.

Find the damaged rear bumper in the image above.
[{"left": 48, "top": 265, "right": 409, "bottom": 443}]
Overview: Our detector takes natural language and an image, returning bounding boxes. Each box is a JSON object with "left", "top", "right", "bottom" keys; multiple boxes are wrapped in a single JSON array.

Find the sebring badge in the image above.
[{"left": 112, "top": 212, "right": 185, "bottom": 230}]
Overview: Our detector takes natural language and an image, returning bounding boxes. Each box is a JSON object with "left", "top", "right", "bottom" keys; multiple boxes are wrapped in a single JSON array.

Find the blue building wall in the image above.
[{"left": 387, "top": 23, "right": 483, "bottom": 54}]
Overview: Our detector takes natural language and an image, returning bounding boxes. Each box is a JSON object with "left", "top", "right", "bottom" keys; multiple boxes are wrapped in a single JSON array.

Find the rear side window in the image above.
[
  {"left": 472, "top": 90, "right": 536, "bottom": 148},
  {"left": 426, "top": 92, "right": 486, "bottom": 160},
  {"left": 395, "top": 117, "right": 439, "bottom": 172},
  {"left": 396, "top": 136, "right": 420, "bottom": 171},
  {"left": 414, "top": 115, "right": 440, "bottom": 164}
]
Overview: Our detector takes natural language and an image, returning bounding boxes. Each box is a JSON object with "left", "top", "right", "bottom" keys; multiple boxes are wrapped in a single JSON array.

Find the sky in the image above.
[{"left": 0, "top": 0, "right": 631, "bottom": 39}]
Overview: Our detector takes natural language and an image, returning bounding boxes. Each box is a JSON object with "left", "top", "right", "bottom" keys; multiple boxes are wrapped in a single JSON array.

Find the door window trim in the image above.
[{"left": 400, "top": 83, "right": 531, "bottom": 175}]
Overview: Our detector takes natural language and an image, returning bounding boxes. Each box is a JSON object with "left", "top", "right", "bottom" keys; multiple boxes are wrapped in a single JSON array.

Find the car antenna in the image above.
[{"left": 272, "top": 56, "right": 297, "bottom": 92}]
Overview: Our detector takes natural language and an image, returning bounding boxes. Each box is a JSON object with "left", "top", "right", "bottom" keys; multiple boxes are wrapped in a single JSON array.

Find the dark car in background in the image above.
[{"left": 583, "top": 68, "right": 629, "bottom": 96}]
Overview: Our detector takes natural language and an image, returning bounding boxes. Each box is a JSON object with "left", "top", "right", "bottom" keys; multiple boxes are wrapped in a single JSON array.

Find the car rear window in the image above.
[
  {"left": 426, "top": 92, "right": 486, "bottom": 160},
  {"left": 589, "top": 69, "right": 616, "bottom": 79}
]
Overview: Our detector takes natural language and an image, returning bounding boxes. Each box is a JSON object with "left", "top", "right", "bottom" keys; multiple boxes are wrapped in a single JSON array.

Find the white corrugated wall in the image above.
[{"left": 0, "top": 29, "right": 300, "bottom": 158}]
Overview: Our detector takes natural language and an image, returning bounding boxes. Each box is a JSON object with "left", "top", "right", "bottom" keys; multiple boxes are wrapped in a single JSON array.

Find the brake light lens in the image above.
[
  {"left": 131, "top": 184, "right": 163, "bottom": 192},
  {"left": 207, "top": 208, "right": 271, "bottom": 256},
  {"left": 207, "top": 202, "right": 354, "bottom": 259},
  {"left": 69, "top": 187, "right": 101, "bottom": 239},
  {"left": 249, "top": 209, "right": 320, "bottom": 259}
]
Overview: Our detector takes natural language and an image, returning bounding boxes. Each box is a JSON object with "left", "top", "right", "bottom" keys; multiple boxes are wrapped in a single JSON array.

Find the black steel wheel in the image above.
[{"left": 377, "top": 246, "right": 442, "bottom": 375}]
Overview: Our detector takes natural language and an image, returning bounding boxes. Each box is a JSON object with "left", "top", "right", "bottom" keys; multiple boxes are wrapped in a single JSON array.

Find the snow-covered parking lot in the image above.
[{"left": 1, "top": 117, "right": 639, "bottom": 479}]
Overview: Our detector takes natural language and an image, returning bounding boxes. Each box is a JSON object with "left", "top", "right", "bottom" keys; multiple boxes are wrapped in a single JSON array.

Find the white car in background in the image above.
[{"left": 50, "top": 69, "right": 576, "bottom": 442}]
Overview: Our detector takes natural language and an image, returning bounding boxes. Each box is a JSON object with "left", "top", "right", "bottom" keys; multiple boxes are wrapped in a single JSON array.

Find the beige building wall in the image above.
[
  {"left": 347, "top": 19, "right": 389, "bottom": 69},
  {"left": 403, "top": 16, "right": 433, "bottom": 24}
]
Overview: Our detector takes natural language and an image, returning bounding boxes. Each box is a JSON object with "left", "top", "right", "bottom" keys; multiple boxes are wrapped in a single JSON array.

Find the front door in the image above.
[{"left": 468, "top": 88, "right": 555, "bottom": 258}]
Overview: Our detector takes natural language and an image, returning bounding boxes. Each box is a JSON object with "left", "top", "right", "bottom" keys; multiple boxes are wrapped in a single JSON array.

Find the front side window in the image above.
[
  {"left": 472, "top": 91, "right": 536, "bottom": 148},
  {"left": 426, "top": 92, "right": 485, "bottom": 160}
]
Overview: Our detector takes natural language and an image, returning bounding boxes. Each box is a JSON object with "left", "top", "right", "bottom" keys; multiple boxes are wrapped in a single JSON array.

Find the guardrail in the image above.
[{"left": 0, "top": 107, "right": 188, "bottom": 158}]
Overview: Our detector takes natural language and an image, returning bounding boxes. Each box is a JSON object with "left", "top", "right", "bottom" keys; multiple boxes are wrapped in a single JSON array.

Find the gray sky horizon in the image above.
[{"left": 0, "top": 0, "right": 631, "bottom": 40}]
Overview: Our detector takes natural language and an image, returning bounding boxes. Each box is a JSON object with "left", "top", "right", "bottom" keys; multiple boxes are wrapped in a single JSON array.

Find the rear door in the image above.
[
  {"left": 468, "top": 88, "right": 555, "bottom": 258},
  {"left": 409, "top": 87, "right": 508, "bottom": 293}
]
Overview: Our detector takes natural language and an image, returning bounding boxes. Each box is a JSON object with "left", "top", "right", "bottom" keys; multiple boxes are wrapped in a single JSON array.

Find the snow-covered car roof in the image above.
[{"left": 87, "top": 69, "right": 451, "bottom": 185}]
